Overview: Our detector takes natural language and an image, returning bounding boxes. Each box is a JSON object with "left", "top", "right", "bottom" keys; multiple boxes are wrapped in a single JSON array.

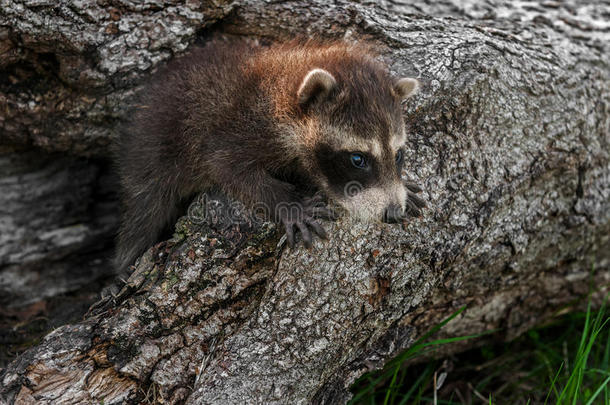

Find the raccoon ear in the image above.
[
  {"left": 297, "top": 68, "right": 337, "bottom": 108},
  {"left": 394, "top": 77, "right": 420, "bottom": 100}
]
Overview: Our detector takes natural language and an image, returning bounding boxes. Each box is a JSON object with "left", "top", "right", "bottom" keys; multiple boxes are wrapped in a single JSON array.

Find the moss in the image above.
[
  {"left": 246, "top": 222, "right": 279, "bottom": 247},
  {"left": 171, "top": 216, "right": 197, "bottom": 241},
  {"left": 160, "top": 276, "right": 179, "bottom": 293}
]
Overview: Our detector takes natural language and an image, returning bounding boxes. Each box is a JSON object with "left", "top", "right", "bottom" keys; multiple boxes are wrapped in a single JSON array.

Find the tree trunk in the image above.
[{"left": 1, "top": 0, "right": 608, "bottom": 404}]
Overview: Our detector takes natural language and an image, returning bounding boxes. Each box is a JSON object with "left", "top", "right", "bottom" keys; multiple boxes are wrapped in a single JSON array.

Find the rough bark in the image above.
[
  {"left": 0, "top": 0, "right": 235, "bottom": 362},
  {"left": 1, "top": 0, "right": 609, "bottom": 404}
]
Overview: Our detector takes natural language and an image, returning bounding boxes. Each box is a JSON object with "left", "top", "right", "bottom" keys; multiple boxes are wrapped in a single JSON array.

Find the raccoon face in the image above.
[
  {"left": 313, "top": 140, "right": 407, "bottom": 222},
  {"left": 297, "top": 67, "right": 419, "bottom": 222}
]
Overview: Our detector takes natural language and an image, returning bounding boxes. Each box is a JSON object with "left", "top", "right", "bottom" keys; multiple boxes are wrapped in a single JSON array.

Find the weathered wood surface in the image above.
[{"left": 1, "top": 0, "right": 609, "bottom": 403}]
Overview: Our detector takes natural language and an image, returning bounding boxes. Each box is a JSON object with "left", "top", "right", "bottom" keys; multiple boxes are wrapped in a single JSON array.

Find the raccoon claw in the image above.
[
  {"left": 297, "top": 221, "right": 313, "bottom": 248},
  {"left": 403, "top": 179, "right": 423, "bottom": 193},
  {"left": 303, "top": 192, "right": 326, "bottom": 206},
  {"left": 307, "top": 218, "right": 328, "bottom": 239},
  {"left": 405, "top": 204, "right": 422, "bottom": 218},
  {"left": 408, "top": 193, "right": 426, "bottom": 209},
  {"left": 284, "top": 222, "right": 296, "bottom": 248},
  {"left": 403, "top": 179, "right": 426, "bottom": 218},
  {"left": 303, "top": 192, "right": 338, "bottom": 221},
  {"left": 281, "top": 215, "right": 327, "bottom": 249},
  {"left": 280, "top": 192, "right": 331, "bottom": 248},
  {"left": 307, "top": 206, "right": 338, "bottom": 221}
]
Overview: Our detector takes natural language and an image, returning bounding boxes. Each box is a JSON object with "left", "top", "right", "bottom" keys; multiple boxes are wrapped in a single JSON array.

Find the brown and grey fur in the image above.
[{"left": 115, "top": 38, "right": 425, "bottom": 274}]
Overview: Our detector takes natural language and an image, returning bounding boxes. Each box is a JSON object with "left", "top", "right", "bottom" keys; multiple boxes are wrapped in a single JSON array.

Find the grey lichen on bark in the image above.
[{"left": 1, "top": 0, "right": 609, "bottom": 404}]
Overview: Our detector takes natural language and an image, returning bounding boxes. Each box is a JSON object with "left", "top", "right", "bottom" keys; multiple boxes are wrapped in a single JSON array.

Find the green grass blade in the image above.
[
  {"left": 397, "top": 363, "right": 434, "bottom": 405},
  {"left": 584, "top": 375, "right": 610, "bottom": 405},
  {"left": 350, "top": 306, "right": 472, "bottom": 404},
  {"left": 545, "top": 361, "right": 564, "bottom": 405},
  {"left": 557, "top": 297, "right": 608, "bottom": 404},
  {"left": 383, "top": 364, "right": 400, "bottom": 405}
]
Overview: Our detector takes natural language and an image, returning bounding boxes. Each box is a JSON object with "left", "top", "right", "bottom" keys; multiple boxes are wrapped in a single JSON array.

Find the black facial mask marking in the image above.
[{"left": 314, "top": 143, "right": 381, "bottom": 197}]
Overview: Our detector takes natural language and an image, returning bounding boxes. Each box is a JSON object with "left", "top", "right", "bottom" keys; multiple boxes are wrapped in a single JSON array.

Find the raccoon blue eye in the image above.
[
  {"left": 395, "top": 150, "right": 403, "bottom": 163},
  {"left": 350, "top": 153, "right": 366, "bottom": 169}
]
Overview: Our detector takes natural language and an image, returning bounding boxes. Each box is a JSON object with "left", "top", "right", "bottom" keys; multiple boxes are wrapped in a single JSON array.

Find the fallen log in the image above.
[{"left": 1, "top": 0, "right": 608, "bottom": 403}]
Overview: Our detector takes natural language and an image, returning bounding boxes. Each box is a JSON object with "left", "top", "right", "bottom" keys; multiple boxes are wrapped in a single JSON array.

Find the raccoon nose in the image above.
[{"left": 383, "top": 204, "right": 404, "bottom": 224}]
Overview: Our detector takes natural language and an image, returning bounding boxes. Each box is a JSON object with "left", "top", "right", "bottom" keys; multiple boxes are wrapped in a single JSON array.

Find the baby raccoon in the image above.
[{"left": 115, "top": 39, "right": 425, "bottom": 274}]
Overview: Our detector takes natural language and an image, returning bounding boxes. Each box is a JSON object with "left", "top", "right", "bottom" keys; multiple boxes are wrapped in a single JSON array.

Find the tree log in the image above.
[{"left": 1, "top": 0, "right": 609, "bottom": 404}]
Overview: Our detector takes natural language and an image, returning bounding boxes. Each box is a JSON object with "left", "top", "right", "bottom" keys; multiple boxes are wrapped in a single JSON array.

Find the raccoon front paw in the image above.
[
  {"left": 403, "top": 180, "right": 427, "bottom": 217},
  {"left": 303, "top": 192, "right": 339, "bottom": 221},
  {"left": 279, "top": 195, "right": 332, "bottom": 249}
]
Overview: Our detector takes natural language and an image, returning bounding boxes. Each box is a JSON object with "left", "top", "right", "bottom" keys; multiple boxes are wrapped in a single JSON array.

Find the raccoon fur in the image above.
[{"left": 115, "top": 38, "right": 425, "bottom": 274}]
